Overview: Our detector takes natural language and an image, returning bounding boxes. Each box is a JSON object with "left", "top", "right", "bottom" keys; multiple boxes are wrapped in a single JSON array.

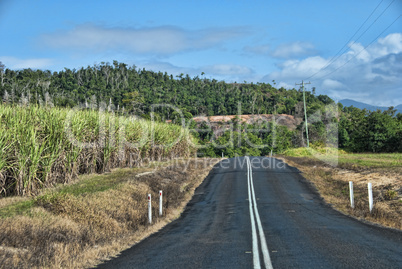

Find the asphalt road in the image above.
[{"left": 96, "top": 157, "right": 402, "bottom": 269}]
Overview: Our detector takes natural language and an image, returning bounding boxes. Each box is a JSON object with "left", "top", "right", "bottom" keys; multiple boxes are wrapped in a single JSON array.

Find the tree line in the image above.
[
  {"left": 0, "top": 60, "right": 401, "bottom": 153},
  {"left": 0, "top": 61, "right": 331, "bottom": 117},
  {"left": 339, "top": 105, "right": 402, "bottom": 153}
]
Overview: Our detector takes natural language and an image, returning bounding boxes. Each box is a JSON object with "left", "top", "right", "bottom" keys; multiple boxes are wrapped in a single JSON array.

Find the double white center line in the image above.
[{"left": 246, "top": 156, "right": 273, "bottom": 269}]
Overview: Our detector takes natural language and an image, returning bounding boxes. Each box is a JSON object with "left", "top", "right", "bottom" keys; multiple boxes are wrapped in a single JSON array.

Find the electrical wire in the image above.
[
  {"left": 314, "top": 14, "right": 401, "bottom": 81},
  {"left": 349, "top": 0, "right": 396, "bottom": 50},
  {"left": 305, "top": 0, "right": 394, "bottom": 81},
  {"left": 305, "top": 0, "right": 385, "bottom": 80}
]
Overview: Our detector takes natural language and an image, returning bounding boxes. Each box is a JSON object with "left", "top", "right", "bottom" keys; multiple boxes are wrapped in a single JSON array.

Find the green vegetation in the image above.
[
  {"left": 284, "top": 147, "right": 347, "bottom": 157},
  {"left": 284, "top": 148, "right": 402, "bottom": 171},
  {"left": 337, "top": 153, "right": 402, "bottom": 168},
  {"left": 55, "top": 170, "right": 131, "bottom": 196},
  {"left": 0, "top": 60, "right": 401, "bottom": 164},
  {"left": 0, "top": 103, "right": 195, "bottom": 197},
  {"left": 284, "top": 155, "right": 402, "bottom": 230},
  {"left": 0, "top": 61, "right": 333, "bottom": 118},
  {"left": 1, "top": 60, "right": 400, "bottom": 268},
  {"left": 339, "top": 105, "right": 402, "bottom": 153},
  {"left": 384, "top": 190, "right": 398, "bottom": 200},
  {"left": 0, "top": 159, "right": 217, "bottom": 268},
  {"left": 0, "top": 167, "right": 151, "bottom": 218},
  {"left": 197, "top": 121, "right": 294, "bottom": 158},
  {"left": 0, "top": 200, "right": 35, "bottom": 218}
]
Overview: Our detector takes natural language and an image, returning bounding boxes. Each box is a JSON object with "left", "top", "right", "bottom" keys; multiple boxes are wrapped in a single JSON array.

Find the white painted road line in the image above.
[
  {"left": 247, "top": 156, "right": 261, "bottom": 269},
  {"left": 247, "top": 156, "right": 274, "bottom": 269}
]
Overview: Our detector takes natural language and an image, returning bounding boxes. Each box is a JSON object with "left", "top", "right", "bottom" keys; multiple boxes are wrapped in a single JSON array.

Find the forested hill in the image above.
[
  {"left": 1, "top": 61, "right": 402, "bottom": 153},
  {"left": 0, "top": 61, "right": 334, "bottom": 118},
  {"left": 340, "top": 99, "right": 402, "bottom": 115}
]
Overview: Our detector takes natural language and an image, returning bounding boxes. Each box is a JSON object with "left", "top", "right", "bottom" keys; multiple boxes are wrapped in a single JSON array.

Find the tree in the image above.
[
  {"left": 367, "top": 110, "right": 397, "bottom": 152},
  {"left": 122, "top": 91, "right": 144, "bottom": 114},
  {"left": 0, "top": 61, "right": 5, "bottom": 87}
]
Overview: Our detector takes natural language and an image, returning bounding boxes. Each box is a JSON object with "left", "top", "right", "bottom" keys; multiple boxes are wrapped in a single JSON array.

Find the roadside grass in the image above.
[
  {"left": 281, "top": 151, "right": 402, "bottom": 230},
  {"left": 284, "top": 147, "right": 402, "bottom": 172},
  {"left": 337, "top": 153, "right": 402, "bottom": 171},
  {"left": 0, "top": 200, "right": 35, "bottom": 218},
  {"left": 0, "top": 158, "right": 220, "bottom": 269},
  {"left": 284, "top": 146, "right": 347, "bottom": 157},
  {"left": 52, "top": 168, "right": 150, "bottom": 196},
  {"left": 0, "top": 166, "right": 157, "bottom": 218}
]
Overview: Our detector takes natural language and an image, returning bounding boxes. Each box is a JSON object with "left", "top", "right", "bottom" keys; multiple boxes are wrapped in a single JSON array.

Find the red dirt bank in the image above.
[{"left": 192, "top": 114, "right": 301, "bottom": 130}]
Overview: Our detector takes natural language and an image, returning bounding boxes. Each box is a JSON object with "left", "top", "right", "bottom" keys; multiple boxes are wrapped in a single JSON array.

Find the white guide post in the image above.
[
  {"left": 159, "top": 190, "right": 163, "bottom": 216},
  {"left": 148, "top": 194, "right": 152, "bottom": 224},
  {"left": 368, "top": 183, "right": 373, "bottom": 213},
  {"left": 349, "top": 181, "right": 354, "bottom": 209}
]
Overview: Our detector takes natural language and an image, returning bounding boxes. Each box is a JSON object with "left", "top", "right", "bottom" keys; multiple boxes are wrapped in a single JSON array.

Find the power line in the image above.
[
  {"left": 305, "top": 0, "right": 385, "bottom": 80},
  {"left": 305, "top": 0, "right": 391, "bottom": 81},
  {"left": 315, "top": 14, "right": 401, "bottom": 81},
  {"left": 350, "top": 0, "right": 396, "bottom": 48}
]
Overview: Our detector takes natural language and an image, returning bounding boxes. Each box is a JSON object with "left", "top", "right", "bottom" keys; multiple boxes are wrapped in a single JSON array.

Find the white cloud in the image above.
[
  {"left": 271, "top": 41, "right": 316, "bottom": 59},
  {"left": 40, "top": 24, "right": 249, "bottom": 56},
  {"left": 372, "top": 52, "right": 402, "bottom": 78},
  {"left": 276, "top": 81, "right": 294, "bottom": 89},
  {"left": 244, "top": 41, "right": 316, "bottom": 59},
  {"left": 204, "top": 64, "right": 253, "bottom": 76},
  {"left": 322, "top": 79, "right": 344, "bottom": 90},
  {"left": 268, "top": 56, "right": 328, "bottom": 80},
  {"left": 348, "top": 42, "right": 370, "bottom": 62},
  {"left": 328, "top": 90, "right": 371, "bottom": 104},
  {"left": 375, "top": 33, "right": 402, "bottom": 55},
  {"left": 243, "top": 44, "right": 270, "bottom": 55},
  {"left": 138, "top": 61, "right": 255, "bottom": 83},
  {"left": 261, "top": 33, "right": 402, "bottom": 106},
  {"left": 0, "top": 56, "right": 54, "bottom": 69},
  {"left": 140, "top": 61, "right": 196, "bottom": 77}
]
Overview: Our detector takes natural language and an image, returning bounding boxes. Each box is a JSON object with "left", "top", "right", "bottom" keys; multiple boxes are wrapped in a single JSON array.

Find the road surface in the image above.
[{"left": 96, "top": 157, "right": 402, "bottom": 269}]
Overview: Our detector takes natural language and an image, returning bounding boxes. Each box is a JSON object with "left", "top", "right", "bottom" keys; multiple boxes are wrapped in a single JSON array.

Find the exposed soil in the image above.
[{"left": 192, "top": 114, "right": 301, "bottom": 130}]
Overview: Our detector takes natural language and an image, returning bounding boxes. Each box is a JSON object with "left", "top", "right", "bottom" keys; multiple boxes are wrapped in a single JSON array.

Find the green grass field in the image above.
[
  {"left": 337, "top": 153, "right": 402, "bottom": 168},
  {"left": 284, "top": 147, "right": 402, "bottom": 170}
]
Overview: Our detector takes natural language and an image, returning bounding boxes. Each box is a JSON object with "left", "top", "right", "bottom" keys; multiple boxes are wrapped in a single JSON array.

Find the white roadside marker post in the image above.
[
  {"left": 368, "top": 183, "right": 373, "bottom": 213},
  {"left": 148, "top": 194, "right": 152, "bottom": 224},
  {"left": 159, "top": 190, "right": 163, "bottom": 216},
  {"left": 349, "top": 181, "right": 354, "bottom": 209}
]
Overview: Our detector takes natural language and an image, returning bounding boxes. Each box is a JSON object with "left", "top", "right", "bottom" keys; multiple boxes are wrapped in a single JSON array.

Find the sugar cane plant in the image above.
[{"left": 0, "top": 103, "right": 196, "bottom": 196}]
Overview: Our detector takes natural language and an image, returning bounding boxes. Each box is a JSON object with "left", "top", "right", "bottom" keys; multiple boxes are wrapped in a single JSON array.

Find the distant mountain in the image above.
[{"left": 339, "top": 99, "right": 402, "bottom": 115}]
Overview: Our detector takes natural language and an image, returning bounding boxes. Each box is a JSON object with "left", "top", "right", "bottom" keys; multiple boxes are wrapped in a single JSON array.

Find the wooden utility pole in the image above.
[
  {"left": 296, "top": 80, "right": 311, "bottom": 148},
  {"left": 271, "top": 104, "right": 276, "bottom": 157}
]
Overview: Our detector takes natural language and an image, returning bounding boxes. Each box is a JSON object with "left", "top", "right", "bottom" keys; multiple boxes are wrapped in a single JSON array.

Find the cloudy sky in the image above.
[{"left": 0, "top": 0, "right": 401, "bottom": 106}]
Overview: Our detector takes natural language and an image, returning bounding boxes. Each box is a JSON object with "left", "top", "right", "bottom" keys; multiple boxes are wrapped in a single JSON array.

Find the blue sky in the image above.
[{"left": 1, "top": 0, "right": 401, "bottom": 106}]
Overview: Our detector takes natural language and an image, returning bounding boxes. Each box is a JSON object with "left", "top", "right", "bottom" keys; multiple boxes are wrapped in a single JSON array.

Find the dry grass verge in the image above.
[
  {"left": 281, "top": 156, "right": 402, "bottom": 230},
  {"left": 0, "top": 158, "right": 220, "bottom": 269}
]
